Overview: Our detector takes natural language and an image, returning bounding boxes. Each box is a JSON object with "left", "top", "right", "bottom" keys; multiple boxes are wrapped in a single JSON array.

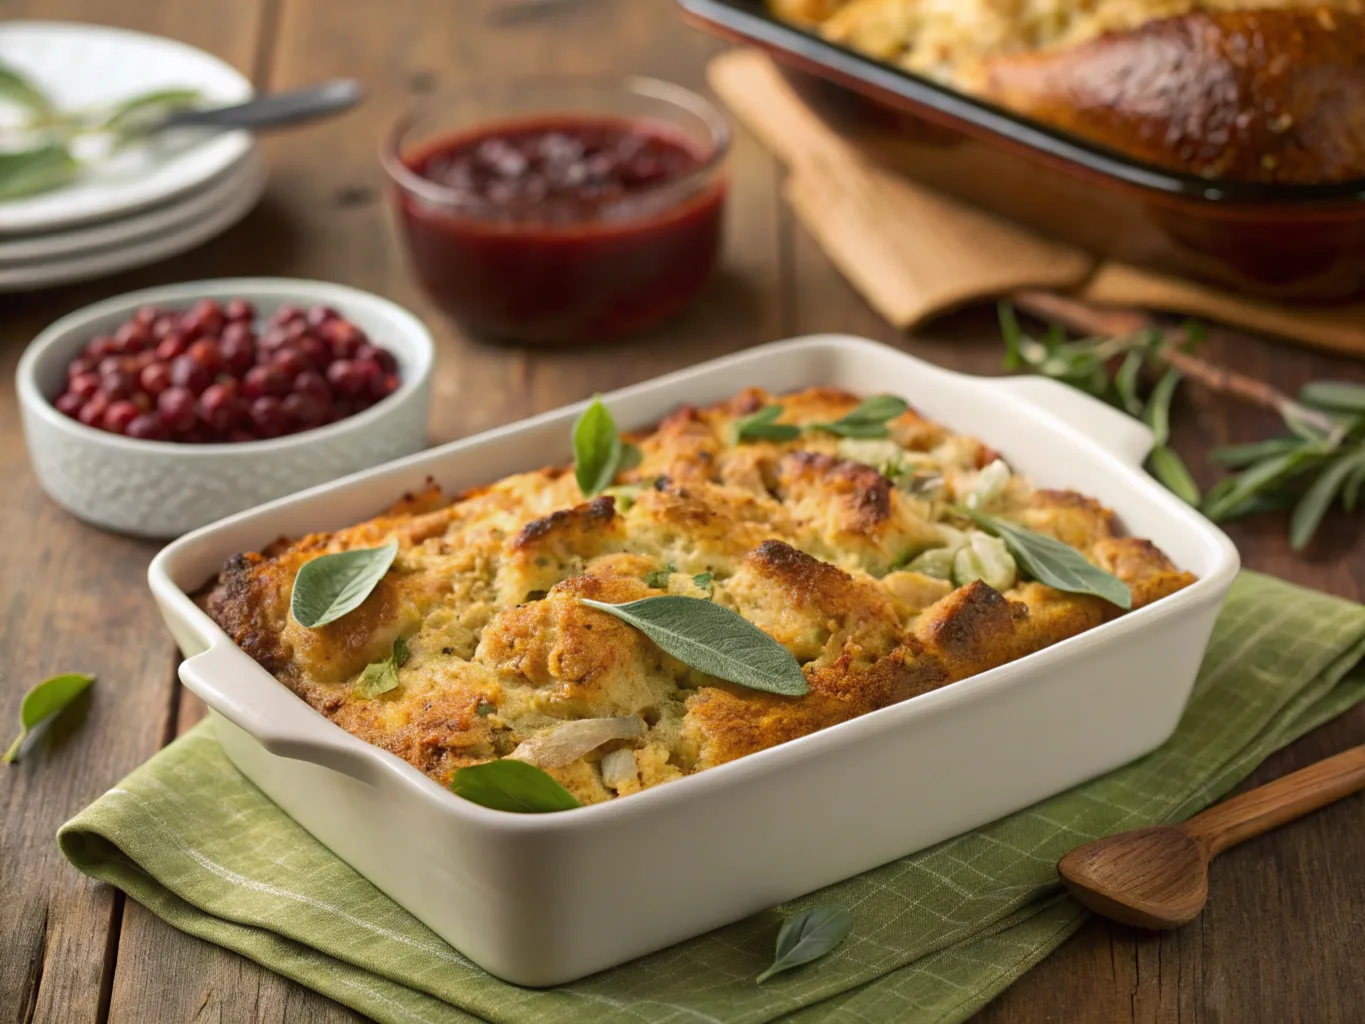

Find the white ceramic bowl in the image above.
[{"left": 18, "top": 278, "right": 434, "bottom": 538}]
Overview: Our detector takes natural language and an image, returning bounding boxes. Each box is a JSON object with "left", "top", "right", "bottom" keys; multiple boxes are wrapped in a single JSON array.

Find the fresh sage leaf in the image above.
[
  {"left": 644, "top": 565, "right": 675, "bottom": 589},
  {"left": 966, "top": 510, "right": 1132, "bottom": 610},
  {"left": 97, "top": 87, "right": 202, "bottom": 136},
  {"left": 0, "top": 63, "right": 53, "bottom": 117},
  {"left": 449, "top": 758, "right": 581, "bottom": 813},
  {"left": 1202, "top": 451, "right": 1319, "bottom": 522},
  {"left": 756, "top": 905, "right": 853, "bottom": 984},
  {"left": 1143, "top": 368, "right": 1181, "bottom": 449},
  {"left": 581, "top": 595, "right": 808, "bottom": 696},
  {"left": 1299, "top": 381, "right": 1365, "bottom": 414},
  {"left": 574, "top": 395, "right": 623, "bottom": 496},
  {"left": 4, "top": 673, "right": 94, "bottom": 764},
  {"left": 618, "top": 442, "right": 643, "bottom": 473},
  {"left": 291, "top": 540, "right": 399, "bottom": 628},
  {"left": 0, "top": 142, "right": 78, "bottom": 201},
  {"left": 1114, "top": 349, "right": 1144, "bottom": 416},
  {"left": 735, "top": 405, "right": 800, "bottom": 443},
  {"left": 813, "top": 395, "right": 909, "bottom": 439},
  {"left": 1147, "top": 446, "right": 1201, "bottom": 506},
  {"left": 356, "top": 636, "right": 408, "bottom": 698},
  {"left": 692, "top": 572, "right": 714, "bottom": 596},
  {"left": 1289, "top": 450, "right": 1365, "bottom": 551},
  {"left": 1209, "top": 437, "right": 1303, "bottom": 468}
]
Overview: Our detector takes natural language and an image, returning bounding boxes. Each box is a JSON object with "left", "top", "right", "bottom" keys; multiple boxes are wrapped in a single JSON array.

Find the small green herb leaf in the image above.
[
  {"left": 97, "top": 87, "right": 202, "bottom": 136},
  {"left": 618, "top": 442, "right": 643, "bottom": 472},
  {"left": 1143, "top": 368, "right": 1181, "bottom": 449},
  {"left": 449, "top": 759, "right": 582, "bottom": 813},
  {"left": 1147, "top": 446, "right": 1201, "bottom": 506},
  {"left": 1289, "top": 450, "right": 1365, "bottom": 551},
  {"left": 692, "top": 572, "right": 714, "bottom": 597},
  {"left": 1202, "top": 451, "right": 1319, "bottom": 522},
  {"left": 813, "top": 395, "right": 909, "bottom": 439},
  {"left": 0, "top": 63, "right": 53, "bottom": 117},
  {"left": 1299, "top": 381, "right": 1365, "bottom": 414},
  {"left": 0, "top": 142, "right": 78, "bottom": 201},
  {"left": 965, "top": 511, "right": 1132, "bottom": 610},
  {"left": 735, "top": 405, "right": 801, "bottom": 443},
  {"left": 1114, "top": 349, "right": 1145, "bottom": 416},
  {"left": 581, "top": 596, "right": 808, "bottom": 696},
  {"left": 574, "top": 396, "right": 623, "bottom": 496},
  {"left": 644, "top": 565, "right": 676, "bottom": 589},
  {"left": 757, "top": 905, "right": 852, "bottom": 984},
  {"left": 291, "top": 541, "right": 399, "bottom": 628},
  {"left": 1209, "top": 437, "right": 1303, "bottom": 468},
  {"left": 4, "top": 673, "right": 94, "bottom": 764},
  {"left": 999, "top": 304, "right": 1025, "bottom": 371},
  {"left": 356, "top": 636, "right": 408, "bottom": 698}
]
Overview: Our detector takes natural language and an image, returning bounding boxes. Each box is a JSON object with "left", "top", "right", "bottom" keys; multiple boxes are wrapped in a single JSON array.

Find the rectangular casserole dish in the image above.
[
  {"left": 149, "top": 336, "right": 1239, "bottom": 987},
  {"left": 678, "top": 0, "right": 1365, "bottom": 303}
]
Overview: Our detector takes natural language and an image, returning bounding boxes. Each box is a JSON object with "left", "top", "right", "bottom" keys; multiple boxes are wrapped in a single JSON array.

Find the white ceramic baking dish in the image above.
[{"left": 148, "top": 336, "right": 1239, "bottom": 987}]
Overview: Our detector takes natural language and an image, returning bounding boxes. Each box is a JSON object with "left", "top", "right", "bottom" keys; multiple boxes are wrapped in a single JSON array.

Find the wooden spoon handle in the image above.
[{"left": 1182, "top": 745, "right": 1365, "bottom": 858}]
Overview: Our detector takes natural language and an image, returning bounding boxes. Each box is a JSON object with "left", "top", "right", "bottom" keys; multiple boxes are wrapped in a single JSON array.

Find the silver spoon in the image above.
[{"left": 151, "top": 79, "right": 363, "bottom": 133}]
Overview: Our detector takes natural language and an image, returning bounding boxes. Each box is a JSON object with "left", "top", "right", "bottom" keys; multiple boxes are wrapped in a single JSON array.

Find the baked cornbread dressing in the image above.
[
  {"left": 768, "top": 0, "right": 1365, "bottom": 185},
  {"left": 205, "top": 387, "right": 1196, "bottom": 805}
]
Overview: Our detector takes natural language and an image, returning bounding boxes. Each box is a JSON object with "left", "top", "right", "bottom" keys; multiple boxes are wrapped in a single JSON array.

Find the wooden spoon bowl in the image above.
[{"left": 1058, "top": 745, "right": 1365, "bottom": 930}]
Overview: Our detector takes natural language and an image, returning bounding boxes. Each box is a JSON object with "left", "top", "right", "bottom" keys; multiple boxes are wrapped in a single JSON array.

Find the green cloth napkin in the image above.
[{"left": 59, "top": 571, "right": 1365, "bottom": 1024}]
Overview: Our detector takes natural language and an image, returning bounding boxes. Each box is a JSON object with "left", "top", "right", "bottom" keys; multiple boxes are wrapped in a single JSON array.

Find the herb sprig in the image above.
[{"left": 1000, "top": 301, "right": 1364, "bottom": 551}]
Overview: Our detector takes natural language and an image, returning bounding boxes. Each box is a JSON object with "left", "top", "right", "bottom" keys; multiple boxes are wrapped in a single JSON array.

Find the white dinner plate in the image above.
[
  {"left": 0, "top": 153, "right": 266, "bottom": 291},
  {"left": 0, "top": 22, "right": 254, "bottom": 235},
  {"left": 0, "top": 150, "right": 259, "bottom": 264}
]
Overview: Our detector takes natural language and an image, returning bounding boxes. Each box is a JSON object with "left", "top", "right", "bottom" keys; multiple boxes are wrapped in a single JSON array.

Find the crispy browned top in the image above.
[{"left": 205, "top": 387, "right": 1196, "bottom": 804}]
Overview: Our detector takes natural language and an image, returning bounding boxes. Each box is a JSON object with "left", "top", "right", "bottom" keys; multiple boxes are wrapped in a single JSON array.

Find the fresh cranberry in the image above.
[
  {"left": 97, "top": 355, "right": 130, "bottom": 378},
  {"left": 100, "top": 369, "right": 137, "bottom": 401},
  {"left": 186, "top": 338, "right": 224, "bottom": 375},
  {"left": 282, "top": 390, "right": 326, "bottom": 428},
  {"left": 294, "top": 370, "right": 331, "bottom": 405},
  {"left": 321, "top": 319, "right": 364, "bottom": 358},
  {"left": 242, "top": 365, "right": 290, "bottom": 399},
  {"left": 126, "top": 412, "right": 168, "bottom": 440},
  {"left": 370, "top": 373, "right": 400, "bottom": 400},
  {"left": 305, "top": 305, "right": 340, "bottom": 328},
  {"left": 295, "top": 336, "right": 330, "bottom": 370},
  {"left": 78, "top": 394, "right": 110, "bottom": 428},
  {"left": 170, "top": 354, "right": 213, "bottom": 395},
  {"left": 132, "top": 305, "right": 161, "bottom": 329},
  {"left": 151, "top": 314, "right": 180, "bottom": 340},
  {"left": 184, "top": 299, "right": 225, "bottom": 337},
  {"left": 139, "top": 362, "right": 172, "bottom": 396},
  {"left": 87, "top": 335, "right": 118, "bottom": 360},
  {"left": 199, "top": 381, "right": 245, "bottom": 431},
  {"left": 220, "top": 330, "right": 256, "bottom": 375},
  {"left": 326, "top": 359, "right": 368, "bottom": 398},
  {"left": 248, "top": 395, "right": 289, "bottom": 438},
  {"left": 268, "top": 304, "right": 305, "bottom": 328},
  {"left": 102, "top": 400, "right": 140, "bottom": 434},
  {"left": 224, "top": 298, "right": 255, "bottom": 323},
  {"left": 156, "top": 331, "right": 191, "bottom": 362},
  {"left": 55, "top": 392, "right": 85, "bottom": 417},
  {"left": 67, "top": 356, "right": 96, "bottom": 379},
  {"left": 269, "top": 348, "right": 307, "bottom": 379},
  {"left": 255, "top": 327, "right": 291, "bottom": 355},
  {"left": 226, "top": 428, "right": 258, "bottom": 443},
  {"left": 113, "top": 322, "right": 149, "bottom": 353},
  {"left": 70, "top": 372, "right": 101, "bottom": 400},
  {"left": 180, "top": 425, "right": 215, "bottom": 444},
  {"left": 157, "top": 387, "right": 198, "bottom": 433}
]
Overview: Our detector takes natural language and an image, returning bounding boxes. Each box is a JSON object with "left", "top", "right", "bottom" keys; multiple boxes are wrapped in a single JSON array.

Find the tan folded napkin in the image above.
[{"left": 709, "top": 49, "right": 1365, "bottom": 358}]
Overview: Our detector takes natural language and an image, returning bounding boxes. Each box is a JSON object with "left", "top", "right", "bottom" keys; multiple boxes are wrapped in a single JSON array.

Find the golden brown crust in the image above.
[
  {"left": 203, "top": 386, "right": 1197, "bottom": 804},
  {"left": 982, "top": 9, "right": 1365, "bottom": 184}
]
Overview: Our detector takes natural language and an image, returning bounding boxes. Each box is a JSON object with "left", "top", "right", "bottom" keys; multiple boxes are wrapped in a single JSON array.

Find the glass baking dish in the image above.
[{"left": 678, "top": 0, "right": 1365, "bottom": 303}]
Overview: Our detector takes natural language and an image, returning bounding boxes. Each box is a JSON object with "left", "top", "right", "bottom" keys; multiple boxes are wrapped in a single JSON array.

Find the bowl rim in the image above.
[
  {"left": 16, "top": 277, "right": 435, "bottom": 457},
  {"left": 379, "top": 73, "right": 733, "bottom": 221}
]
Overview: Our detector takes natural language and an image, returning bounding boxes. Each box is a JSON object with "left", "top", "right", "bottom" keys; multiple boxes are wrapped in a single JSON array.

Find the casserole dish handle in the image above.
[
  {"left": 179, "top": 643, "right": 382, "bottom": 785},
  {"left": 992, "top": 375, "right": 1154, "bottom": 467}
]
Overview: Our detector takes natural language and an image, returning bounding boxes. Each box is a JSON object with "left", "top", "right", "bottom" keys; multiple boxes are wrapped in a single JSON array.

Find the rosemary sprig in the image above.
[{"left": 999, "top": 302, "right": 1363, "bottom": 551}]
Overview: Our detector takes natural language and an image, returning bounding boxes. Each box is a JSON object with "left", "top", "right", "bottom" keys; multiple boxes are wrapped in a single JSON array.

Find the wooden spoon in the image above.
[{"left": 1058, "top": 745, "right": 1365, "bottom": 929}]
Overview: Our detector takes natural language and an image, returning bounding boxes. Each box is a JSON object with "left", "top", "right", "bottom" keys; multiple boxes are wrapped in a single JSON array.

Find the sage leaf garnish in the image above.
[
  {"left": 813, "top": 395, "right": 909, "bottom": 439},
  {"left": 449, "top": 759, "right": 582, "bottom": 813},
  {"left": 356, "top": 636, "right": 408, "bottom": 698},
  {"left": 0, "top": 143, "right": 78, "bottom": 201},
  {"left": 574, "top": 395, "right": 624, "bottom": 497},
  {"left": 1289, "top": 449, "right": 1365, "bottom": 551},
  {"left": 1147, "top": 446, "right": 1201, "bottom": 506},
  {"left": 735, "top": 405, "right": 800, "bottom": 443},
  {"left": 965, "top": 510, "right": 1132, "bottom": 610},
  {"left": 581, "top": 595, "right": 808, "bottom": 696},
  {"left": 692, "top": 572, "right": 714, "bottom": 597},
  {"left": 757, "top": 905, "right": 853, "bottom": 984},
  {"left": 291, "top": 540, "right": 399, "bottom": 628},
  {"left": 97, "top": 87, "right": 202, "bottom": 136},
  {"left": 1143, "top": 368, "right": 1181, "bottom": 448},
  {"left": 4, "top": 673, "right": 94, "bottom": 764},
  {"left": 644, "top": 565, "right": 675, "bottom": 589},
  {"left": 0, "top": 63, "right": 53, "bottom": 117}
]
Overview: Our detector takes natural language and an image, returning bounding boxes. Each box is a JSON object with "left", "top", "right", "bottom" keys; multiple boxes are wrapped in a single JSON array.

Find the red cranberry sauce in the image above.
[
  {"left": 53, "top": 300, "right": 401, "bottom": 443},
  {"left": 395, "top": 115, "right": 725, "bottom": 344}
]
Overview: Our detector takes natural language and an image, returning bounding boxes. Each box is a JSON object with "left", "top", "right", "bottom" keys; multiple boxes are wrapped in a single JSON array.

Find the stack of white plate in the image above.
[{"left": 0, "top": 22, "right": 267, "bottom": 292}]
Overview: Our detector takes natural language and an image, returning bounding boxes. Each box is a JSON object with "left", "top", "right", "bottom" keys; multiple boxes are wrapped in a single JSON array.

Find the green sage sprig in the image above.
[{"left": 999, "top": 304, "right": 1363, "bottom": 551}]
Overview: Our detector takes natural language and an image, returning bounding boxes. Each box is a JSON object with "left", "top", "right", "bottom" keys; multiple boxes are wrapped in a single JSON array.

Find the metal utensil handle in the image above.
[{"left": 161, "top": 80, "right": 362, "bottom": 131}]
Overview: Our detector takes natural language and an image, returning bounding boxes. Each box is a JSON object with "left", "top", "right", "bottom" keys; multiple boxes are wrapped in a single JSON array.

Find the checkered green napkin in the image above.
[{"left": 58, "top": 571, "right": 1365, "bottom": 1024}]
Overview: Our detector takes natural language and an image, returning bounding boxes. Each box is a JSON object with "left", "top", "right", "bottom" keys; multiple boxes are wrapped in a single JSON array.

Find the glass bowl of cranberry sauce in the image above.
[{"left": 383, "top": 76, "right": 730, "bottom": 345}]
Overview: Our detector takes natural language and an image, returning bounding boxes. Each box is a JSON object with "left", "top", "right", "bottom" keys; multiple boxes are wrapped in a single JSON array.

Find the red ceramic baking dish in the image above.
[{"left": 678, "top": 0, "right": 1365, "bottom": 303}]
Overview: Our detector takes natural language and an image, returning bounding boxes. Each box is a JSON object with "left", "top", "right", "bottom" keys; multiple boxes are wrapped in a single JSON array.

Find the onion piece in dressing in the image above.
[{"left": 507, "top": 717, "right": 645, "bottom": 769}]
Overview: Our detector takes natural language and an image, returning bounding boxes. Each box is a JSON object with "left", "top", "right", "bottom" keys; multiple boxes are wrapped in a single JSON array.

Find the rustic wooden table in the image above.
[{"left": 4, "top": 1, "right": 1364, "bottom": 1021}]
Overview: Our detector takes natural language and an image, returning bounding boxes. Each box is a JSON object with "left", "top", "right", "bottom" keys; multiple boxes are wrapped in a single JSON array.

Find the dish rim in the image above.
[
  {"left": 151, "top": 333, "right": 1240, "bottom": 834},
  {"left": 677, "top": 0, "right": 1365, "bottom": 206}
]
